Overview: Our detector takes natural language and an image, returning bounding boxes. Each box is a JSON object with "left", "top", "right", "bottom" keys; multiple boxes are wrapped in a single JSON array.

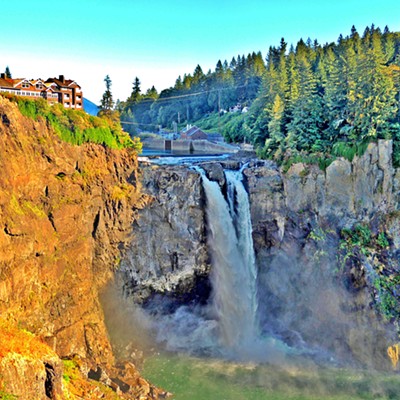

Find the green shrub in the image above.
[
  {"left": 332, "top": 140, "right": 371, "bottom": 162},
  {"left": 374, "top": 275, "right": 400, "bottom": 321},
  {"left": 0, "top": 390, "right": 17, "bottom": 400},
  {"left": 2, "top": 94, "right": 141, "bottom": 152}
]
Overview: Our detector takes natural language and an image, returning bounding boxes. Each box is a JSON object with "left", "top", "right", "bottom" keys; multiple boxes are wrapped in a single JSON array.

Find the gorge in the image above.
[
  {"left": 116, "top": 140, "right": 400, "bottom": 397},
  {"left": 1, "top": 92, "right": 400, "bottom": 399}
]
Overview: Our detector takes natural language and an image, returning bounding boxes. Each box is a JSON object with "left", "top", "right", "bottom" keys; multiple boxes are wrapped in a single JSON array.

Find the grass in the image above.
[
  {"left": 193, "top": 111, "right": 247, "bottom": 143},
  {"left": 332, "top": 140, "right": 371, "bottom": 162},
  {"left": 0, "top": 390, "right": 18, "bottom": 400},
  {"left": 111, "top": 182, "right": 132, "bottom": 201},
  {"left": 8, "top": 195, "right": 46, "bottom": 219},
  {"left": 0, "top": 318, "right": 53, "bottom": 359},
  {"left": 142, "top": 353, "right": 400, "bottom": 400},
  {"left": 61, "top": 358, "right": 125, "bottom": 400}
]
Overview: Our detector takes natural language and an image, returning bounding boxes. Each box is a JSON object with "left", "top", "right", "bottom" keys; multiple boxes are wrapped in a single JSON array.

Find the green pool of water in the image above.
[{"left": 141, "top": 353, "right": 400, "bottom": 400}]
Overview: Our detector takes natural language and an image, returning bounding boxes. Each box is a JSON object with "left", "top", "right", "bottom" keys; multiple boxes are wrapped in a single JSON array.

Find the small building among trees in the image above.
[{"left": 180, "top": 125, "right": 208, "bottom": 140}]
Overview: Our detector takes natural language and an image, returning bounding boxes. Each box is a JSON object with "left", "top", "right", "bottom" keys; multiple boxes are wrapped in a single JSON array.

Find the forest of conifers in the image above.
[{"left": 120, "top": 25, "right": 400, "bottom": 166}]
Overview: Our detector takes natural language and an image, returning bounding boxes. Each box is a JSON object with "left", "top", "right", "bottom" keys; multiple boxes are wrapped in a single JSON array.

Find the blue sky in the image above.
[{"left": 1, "top": 0, "right": 400, "bottom": 102}]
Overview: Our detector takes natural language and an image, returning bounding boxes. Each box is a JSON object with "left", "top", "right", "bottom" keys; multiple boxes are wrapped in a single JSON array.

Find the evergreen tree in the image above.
[
  {"left": 266, "top": 94, "right": 285, "bottom": 155},
  {"left": 286, "top": 39, "right": 319, "bottom": 151},
  {"left": 215, "top": 60, "right": 224, "bottom": 76},
  {"left": 144, "top": 85, "right": 158, "bottom": 99},
  {"left": 4, "top": 66, "right": 11, "bottom": 79},
  {"left": 175, "top": 75, "right": 184, "bottom": 90},
  {"left": 353, "top": 29, "right": 398, "bottom": 140},
  {"left": 121, "top": 25, "right": 400, "bottom": 157},
  {"left": 193, "top": 65, "right": 205, "bottom": 85},
  {"left": 128, "top": 77, "right": 141, "bottom": 104},
  {"left": 99, "top": 75, "right": 114, "bottom": 115}
]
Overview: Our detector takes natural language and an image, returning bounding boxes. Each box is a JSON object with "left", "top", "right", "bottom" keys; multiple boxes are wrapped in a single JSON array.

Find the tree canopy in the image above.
[{"left": 119, "top": 25, "right": 400, "bottom": 166}]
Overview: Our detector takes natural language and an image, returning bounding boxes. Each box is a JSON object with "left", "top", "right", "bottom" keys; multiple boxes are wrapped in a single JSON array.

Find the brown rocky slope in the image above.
[{"left": 0, "top": 95, "right": 164, "bottom": 399}]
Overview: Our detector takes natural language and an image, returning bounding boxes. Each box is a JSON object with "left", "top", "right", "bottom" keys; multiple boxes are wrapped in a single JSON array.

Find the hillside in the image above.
[
  {"left": 121, "top": 25, "right": 400, "bottom": 167},
  {"left": 0, "top": 96, "right": 164, "bottom": 399}
]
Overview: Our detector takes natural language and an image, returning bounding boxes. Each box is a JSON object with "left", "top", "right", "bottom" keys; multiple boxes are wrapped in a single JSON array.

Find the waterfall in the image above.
[
  {"left": 140, "top": 165, "right": 285, "bottom": 361},
  {"left": 196, "top": 167, "right": 259, "bottom": 356}
]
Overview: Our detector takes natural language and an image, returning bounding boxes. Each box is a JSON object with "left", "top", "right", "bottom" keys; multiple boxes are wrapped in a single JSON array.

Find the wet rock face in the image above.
[
  {"left": 120, "top": 164, "right": 209, "bottom": 302},
  {"left": 286, "top": 140, "right": 394, "bottom": 220},
  {"left": 201, "top": 162, "right": 226, "bottom": 188},
  {"left": 245, "top": 140, "right": 396, "bottom": 259}
]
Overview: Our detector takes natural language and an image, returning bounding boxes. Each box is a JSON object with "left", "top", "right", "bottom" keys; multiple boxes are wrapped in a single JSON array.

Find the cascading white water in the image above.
[
  {"left": 144, "top": 165, "right": 285, "bottom": 361},
  {"left": 196, "top": 166, "right": 259, "bottom": 356}
]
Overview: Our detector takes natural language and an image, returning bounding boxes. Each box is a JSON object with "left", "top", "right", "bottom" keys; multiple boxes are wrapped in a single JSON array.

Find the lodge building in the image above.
[{"left": 0, "top": 74, "right": 83, "bottom": 110}]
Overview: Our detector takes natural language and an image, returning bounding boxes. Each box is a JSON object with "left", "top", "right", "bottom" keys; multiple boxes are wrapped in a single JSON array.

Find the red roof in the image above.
[
  {"left": 0, "top": 78, "right": 14, "bottom": 88},
  {"left": 45, "top": 77, "right": 80, "bottom": 89}
]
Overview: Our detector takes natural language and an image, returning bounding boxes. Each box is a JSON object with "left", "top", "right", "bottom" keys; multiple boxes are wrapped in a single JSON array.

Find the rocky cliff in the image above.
[
  {"left": 120, "top": 164, "right": 209, "bottom": 304},
  {"left": 0, "top": 96, "right": 165, "bottom": 399},
  {"left": 122, "top": 142, "right": 400, "bottom": 369},
  {"left": 245, "top": 140, "right": 399, "bottom": 368}
]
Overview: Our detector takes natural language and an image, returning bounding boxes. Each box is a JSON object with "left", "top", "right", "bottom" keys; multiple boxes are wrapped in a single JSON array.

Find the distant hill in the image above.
[{"left": 83, "top": 98, "right": 99, "bottom": 116}]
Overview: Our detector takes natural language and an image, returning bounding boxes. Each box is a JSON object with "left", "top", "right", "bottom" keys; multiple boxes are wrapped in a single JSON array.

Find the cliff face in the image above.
[
  {"left": 120, "top": 164, "right": 209, "bottom": 303},
  {"left": 123, "top": 142, "right": 400, "bottom": 369},
  {"left": 0, "top": 96, "right": 161, "bottom": 399},
  {"left": 245, "top": 141, "right": 399, "bottom": 368}
]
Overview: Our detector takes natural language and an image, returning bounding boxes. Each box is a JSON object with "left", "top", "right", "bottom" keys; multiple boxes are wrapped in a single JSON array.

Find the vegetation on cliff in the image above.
[{"left": 0, "top": 93, "right": 142, "bottom": 152}]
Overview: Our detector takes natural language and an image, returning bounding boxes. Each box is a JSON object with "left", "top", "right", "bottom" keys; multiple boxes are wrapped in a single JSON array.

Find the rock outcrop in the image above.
[
  {"left": 245, "top": 141, "right": 399, "bottom": 368},
  {"left": 0, "top": 96, "right": 163, "bottom": 398},
  {"left": 120, "top": 164, "right": 209, "bottom": 303}
]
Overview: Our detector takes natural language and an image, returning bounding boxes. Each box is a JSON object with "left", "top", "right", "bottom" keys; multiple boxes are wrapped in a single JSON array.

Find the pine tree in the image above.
[
  {"left": 175, "top": 76, "right": 183, "bottom": 90},
  {"left": 144, "top": 86, "right": 158, "bottom": 99},
  {"left": 192, "top": 65, "right": 205, "bottom": 86},
  {"left": 99, "top": 75, "right": 114, "bottom": 115},
  {"left": 128, "top": 77, "right": 141, "bottom": 104},
  {"left": 4, "top": 66, "right": 11, "bottom": 79},
  {"left": 266, "top": 94, "right": 285, "bottom": 155},
  {"left": 215, "top": 60, "right": 224, "bottom": 76},
  {"left": 353, "top": 29, "right": 398, "bottom": 140}
]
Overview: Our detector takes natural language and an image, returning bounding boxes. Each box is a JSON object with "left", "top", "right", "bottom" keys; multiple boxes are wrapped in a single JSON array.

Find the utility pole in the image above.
[
  {"left": 218, "top": 90, "right": 221, "bottom": 135},
  {"left": 178, "top": 111, "right": 180, "bottom": 124}
]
